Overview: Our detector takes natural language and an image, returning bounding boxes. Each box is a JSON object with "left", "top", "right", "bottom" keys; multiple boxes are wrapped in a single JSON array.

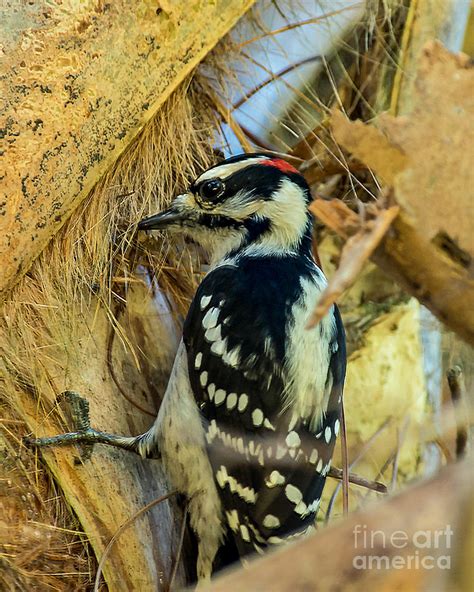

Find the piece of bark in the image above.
[
  {"left": 333, "top": 44, "right": 474, "bottom": 257},
  {"left": 0, "top": 0, "right": 255, "bottom": 299}
]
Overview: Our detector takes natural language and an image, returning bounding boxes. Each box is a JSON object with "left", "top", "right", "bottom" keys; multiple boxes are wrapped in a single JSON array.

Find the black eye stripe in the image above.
[{"left": 197, "top": 213, "right": 244, "bottom": 229}]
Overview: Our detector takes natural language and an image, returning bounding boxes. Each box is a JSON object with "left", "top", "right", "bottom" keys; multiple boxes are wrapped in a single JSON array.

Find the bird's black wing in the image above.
[{"left": 183, "top": 259, "right": 346, "bottom": 559}]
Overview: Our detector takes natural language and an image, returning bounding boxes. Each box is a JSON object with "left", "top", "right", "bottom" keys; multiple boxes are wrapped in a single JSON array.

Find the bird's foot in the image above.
[{"left": 24, "top": 390, "right": 151, "bottom": 461}]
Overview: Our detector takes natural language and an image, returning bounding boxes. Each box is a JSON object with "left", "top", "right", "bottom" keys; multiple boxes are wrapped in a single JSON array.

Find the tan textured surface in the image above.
[
  {"left": 343, "top": 301, "right": 426, "bottom": 474},
  {"left": 395, "top": 0, "right": 457, "bottom": 114},
  {"left": 0, "top": 0, "right": 255, "bottom": 298},
  {"left": 14, "top": 279, "right": 182, "bottom": 591},
  {"left": 381, "top": 45, "right": 473, "bottom": 254}
]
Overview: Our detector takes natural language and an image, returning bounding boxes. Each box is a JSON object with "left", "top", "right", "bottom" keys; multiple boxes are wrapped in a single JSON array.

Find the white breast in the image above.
[
  {"left": 149, "top": 342, "right": 224, "bottom": 580},
  {"left": 283, "top": 270, "right": 336, "bottom": 431}
]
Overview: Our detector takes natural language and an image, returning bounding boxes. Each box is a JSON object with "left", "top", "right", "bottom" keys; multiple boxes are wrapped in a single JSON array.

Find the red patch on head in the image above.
[{"left": 260, "top": 158, "right": 299, "bottom": 175}]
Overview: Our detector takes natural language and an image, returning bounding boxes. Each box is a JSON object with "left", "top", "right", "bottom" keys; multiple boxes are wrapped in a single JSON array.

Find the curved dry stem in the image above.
[{"left": 94, "top": 491, "right": 178, "bottom": 592}]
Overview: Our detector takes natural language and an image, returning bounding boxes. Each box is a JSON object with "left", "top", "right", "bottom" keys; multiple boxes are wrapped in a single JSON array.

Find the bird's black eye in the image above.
[{"left": 199, "top": 178, "right": 225, "bottom": 202}]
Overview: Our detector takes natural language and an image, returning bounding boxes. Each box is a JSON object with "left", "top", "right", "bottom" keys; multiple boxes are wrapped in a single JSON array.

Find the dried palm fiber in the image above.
[{"left": 0, "top": 50, "right": 237, "bottom": 589}]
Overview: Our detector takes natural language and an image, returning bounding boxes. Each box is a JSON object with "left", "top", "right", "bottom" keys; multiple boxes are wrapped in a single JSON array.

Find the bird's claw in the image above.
[{"left": 24, "top": 390, "right": 95, "bottom": 462}]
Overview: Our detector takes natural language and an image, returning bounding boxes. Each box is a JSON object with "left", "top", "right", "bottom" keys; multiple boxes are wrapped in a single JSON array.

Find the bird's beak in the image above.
[{"left": 138, "top": 206, "right": 187, "bottom": 231}]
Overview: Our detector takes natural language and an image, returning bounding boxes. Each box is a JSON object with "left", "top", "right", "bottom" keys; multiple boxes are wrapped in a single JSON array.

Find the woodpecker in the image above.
[{"left": 27, "top": 153, "right": 346, "bottom": 582}]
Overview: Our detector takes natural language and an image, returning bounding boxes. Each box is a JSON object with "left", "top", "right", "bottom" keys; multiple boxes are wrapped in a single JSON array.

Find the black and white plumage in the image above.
[
  {"left": 138, "top": 153, "right": 346, "bottom": 579},
  {"left": 27, "top": 153, "right": 346, "bottom": 583}
]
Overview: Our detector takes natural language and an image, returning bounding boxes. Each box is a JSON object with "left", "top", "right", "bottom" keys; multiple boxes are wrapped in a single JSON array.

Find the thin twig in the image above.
[
  {"left": 94, "top": 491, "right": 178, "bottom": 592},
  {"left": 209, "top": 90, "right": 253, "bottom": 153},
  {"left": 233, "top": 122, "right": 277, "bottom": 151},
  {"left": 237, "top": 6, "right": 362, "bottom": 48},
  {"left": 390, "top": 0, "right": 418, "bottom": 115},
  {"left": 363, "top": 451, "right": 397, "bottom": 502},
  {"left": 327, "top": 467, "right": 387, "bottom": 494},
  {"left": 106, "top": 305, "right": 156, "bottom": 417},
  {"left": 168, "top": 505, "right": 188, "bottom": 591},
  {"left": 447, "top": 366, "right": 469, "bottom": 459},
  {"left": 340, "top": 401, "right": 350, "bottom": 516},
  {"left": 232, "top": 55, "right": 322, "bottom": 111},
  {"left": 434, "top": 438, "right": 454, "bottom": 463},
  {"left": 325, "top": 418, "right": 392, "bottom": 522},
  {"left": 391, "top": 418, "right": 409, "bottom": 490},
  {"left": 241, "top": 51, "right": 328, "bottom": 115}
]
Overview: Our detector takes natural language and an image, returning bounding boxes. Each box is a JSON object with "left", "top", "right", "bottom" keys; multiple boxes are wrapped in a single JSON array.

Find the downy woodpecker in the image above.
[{"left": 28, "top": 153, "right": 346, "bottom": 582}]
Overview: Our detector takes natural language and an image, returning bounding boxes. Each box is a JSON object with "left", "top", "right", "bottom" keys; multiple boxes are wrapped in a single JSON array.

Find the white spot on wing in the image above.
[
  {"left": 200, "top": 371, "right": 208, "bottom": 387},
  {"left": 200, "top": 295, "right": 212, "bottom": 310},
  {"left": 194, "top": 352, "right": 202, "bottom": 369},
  {"left": 265, "top": 470, "right": 285, "bottom": 488},
  {"left": 294, "top": 500, "right": 308, "bottom": 516},
  {"left": 205, "top": 324, "right": 222, "bottom": 342},
  {"left": 208, "top": 383, "right": 215, "bottom": 400},
  {"left": 262, "top": 514, "right": 280, "bottom": 529},
  {"left": 238, "top": 393, "right": 248, "bottom": 412},
  {"left": 325, "top": 426, "right": 332, "bottom": 444},
  {"left": 264, "top": 418, "right": 276, "bottom": 431},
  {"left": 240, "top": 524, "right": 250, "bottom": 542},
  {"left": 334, "top": 419, "right": 340, "bottom": 436},
  {"left": 309, "top": 449, "right": 319, "bottom": 464},
  {"left": 236, "top": 437, "right": 245, "bottom": 454},
  {"left": 285, "top": 484, "right": 303, "bottom": 504},
  {"left": 206, "top": 420, "right": 218, "bottom": 444},
  {"left": 222, "top": 346, "right": 240, "bottom": 368},
  {"left": 286, "top": 431, "right": 301, "bottom": 448},
  {"left": 249, "top": 524, "right": 265, "bottom": 544},
  {"left": 210, "top": 338, "right": 226, "bottom": 356},
  {"left": 214, "top": 389, "right": 226, "bottom": 406},
  {"left": 202, "top": 307, "right": 220, "bottom": 330},
  {"left": 226, "top": 392, "right": 238, "bottom": 410},
  {"left": 252, "top": 408, "right": 264, "bottom": 427},
  {"left": 216, "top": 465, "right": 257, "bottom": 503},
  {"left": 226, "top": 510, "right": 239, "bottom": 532}
]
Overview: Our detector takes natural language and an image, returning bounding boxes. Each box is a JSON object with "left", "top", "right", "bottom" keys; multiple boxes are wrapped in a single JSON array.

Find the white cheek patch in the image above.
[{"left": 257, "top": 179, "right": 308, "bottom": 245}]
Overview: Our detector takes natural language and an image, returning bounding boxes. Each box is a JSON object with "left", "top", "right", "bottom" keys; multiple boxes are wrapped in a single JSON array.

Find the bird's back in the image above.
[{"left": 183, "top": 253, "right": 346, "bottom": 558}]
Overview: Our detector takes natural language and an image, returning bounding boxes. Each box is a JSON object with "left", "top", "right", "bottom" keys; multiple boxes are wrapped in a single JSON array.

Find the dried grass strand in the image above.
[{"left": 93, "top": 491, "right": 178, "bottom": 592}]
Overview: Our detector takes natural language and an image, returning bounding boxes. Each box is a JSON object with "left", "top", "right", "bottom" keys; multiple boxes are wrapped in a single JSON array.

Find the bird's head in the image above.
[{"left": 138, "top": 153, "right": 314, "bottom": 263}]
